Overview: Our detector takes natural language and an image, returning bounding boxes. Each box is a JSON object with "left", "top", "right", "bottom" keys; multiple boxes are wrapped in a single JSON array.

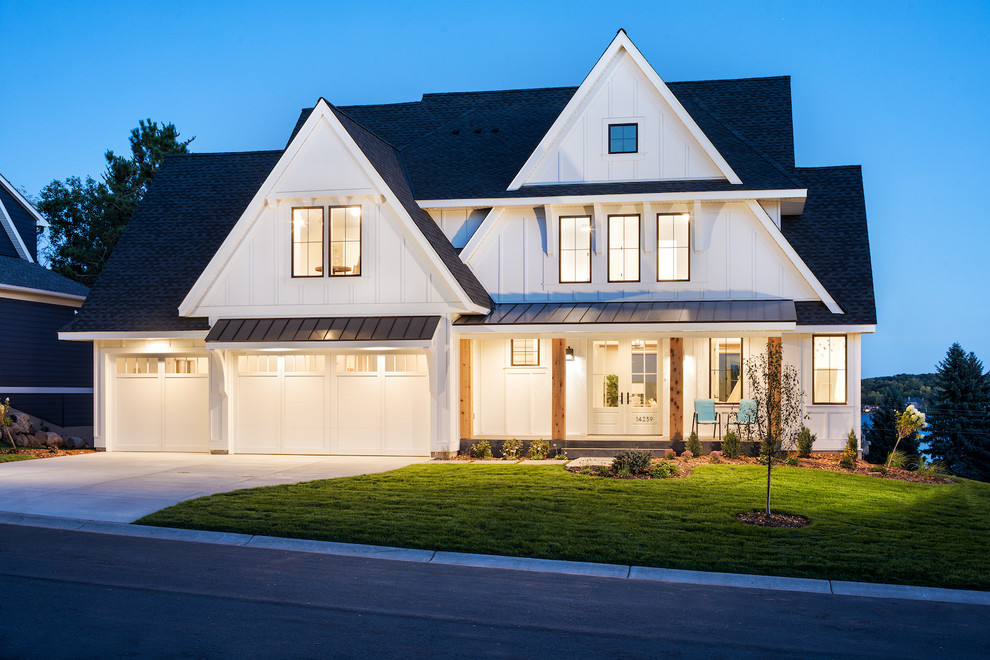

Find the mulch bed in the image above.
[
  {"left": 734, "top": 512, "right": 810, "bottom": 528},
  {"left": 0, "top": 447, "right": 95, "bottom": 459}
]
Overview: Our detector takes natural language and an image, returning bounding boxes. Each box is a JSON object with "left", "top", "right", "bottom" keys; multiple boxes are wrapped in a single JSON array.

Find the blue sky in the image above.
[{"left": 1, "top": 0, "right": 987, "bottom": 377}]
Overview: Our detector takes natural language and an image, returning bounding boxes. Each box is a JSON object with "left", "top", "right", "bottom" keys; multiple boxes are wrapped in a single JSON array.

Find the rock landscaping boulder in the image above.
[
  {"left": 44, "top": 432, "right": 63, "bottom": 449},
  {"left": 9, "top": 414, "right": 32, "bottom": 435},
  {"left": 66, "top": 436, "right": 85, "bottom": 449}
]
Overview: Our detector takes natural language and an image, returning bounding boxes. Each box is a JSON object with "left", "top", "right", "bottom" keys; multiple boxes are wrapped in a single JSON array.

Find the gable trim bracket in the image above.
[
  {"left": 506, "top": 30, "right": 742, "bottom": 191},
  {"left": 744, "top": 200, "right": 843, "bottom": 315}
]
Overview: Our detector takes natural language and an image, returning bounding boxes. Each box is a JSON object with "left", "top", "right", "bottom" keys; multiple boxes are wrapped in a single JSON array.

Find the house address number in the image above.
[{"left": 634, "top": 415, "right": 655, "bottom": 423}]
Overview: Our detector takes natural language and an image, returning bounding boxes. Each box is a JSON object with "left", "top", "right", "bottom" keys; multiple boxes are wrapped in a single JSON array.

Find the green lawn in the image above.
[
  {"left": 0, "top": 453, "right": 36, "bottom": 463},
  {"left": 137, "top": 464, "right": 990, "bottom": 590}
]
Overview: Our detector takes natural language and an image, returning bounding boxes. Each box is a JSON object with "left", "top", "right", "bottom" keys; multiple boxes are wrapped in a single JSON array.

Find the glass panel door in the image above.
[{"left": 589, "top": 339, "right": 661, "bottom": 435}]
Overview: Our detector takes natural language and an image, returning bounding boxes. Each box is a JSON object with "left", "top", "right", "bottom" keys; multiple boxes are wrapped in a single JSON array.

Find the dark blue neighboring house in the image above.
[{"left": 0, "top": 172, "right": 92, "bottom": 431}]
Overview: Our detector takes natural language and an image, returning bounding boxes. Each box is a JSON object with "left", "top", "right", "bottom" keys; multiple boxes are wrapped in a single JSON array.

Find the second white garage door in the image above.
[{"left": 234, "top": 353, "right": 430, "bottom": 455}]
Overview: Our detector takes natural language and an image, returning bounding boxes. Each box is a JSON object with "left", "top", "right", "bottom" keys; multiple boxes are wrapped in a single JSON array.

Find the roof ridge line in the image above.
[{"left": 328, "top": 103, "right": 401, "bottom": 153}]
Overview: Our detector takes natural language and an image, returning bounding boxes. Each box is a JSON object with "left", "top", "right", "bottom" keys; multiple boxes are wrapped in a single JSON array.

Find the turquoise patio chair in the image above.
[
  {"left": 692, "top": 398, "right": 721, "bottom": 439},
  {"left": 729, "top": 398, "right": 758, "bottom": 439}
]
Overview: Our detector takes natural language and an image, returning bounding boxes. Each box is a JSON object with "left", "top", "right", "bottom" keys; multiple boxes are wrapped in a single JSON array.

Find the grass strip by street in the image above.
[
  {"left": 137, "top": 464, "right": 990, "bottom": 591},
  {"left": 0, "top": 453, "right": 36, "bottom": 463}
]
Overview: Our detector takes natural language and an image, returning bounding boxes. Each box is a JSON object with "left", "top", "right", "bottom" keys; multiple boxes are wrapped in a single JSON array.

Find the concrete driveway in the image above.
[{"left": 0, "top": 453, "right": 430, "bottom": 523}]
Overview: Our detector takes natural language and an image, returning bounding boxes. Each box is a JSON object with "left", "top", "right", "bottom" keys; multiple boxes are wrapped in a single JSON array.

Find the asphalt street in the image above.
[{"left": 0, "top": 523, "right": 985, "bottom": 658}]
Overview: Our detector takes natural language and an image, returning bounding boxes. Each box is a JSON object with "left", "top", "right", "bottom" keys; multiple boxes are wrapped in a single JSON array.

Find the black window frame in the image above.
[
  {"left": 657, "top": 213, "right": 691, "bottom": 282},
  {"left": 606, "top": 214, "right": 641, "bottom": 283},
  {"left": 328, "top": 205, "right": 362, "bottom": 278},
  {"left": 608, "top": 123, "right": 638, "bottom": 154}
]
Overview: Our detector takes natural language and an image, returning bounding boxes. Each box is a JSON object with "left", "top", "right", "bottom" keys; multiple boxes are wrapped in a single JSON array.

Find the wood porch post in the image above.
[
  {"left": 552, "top": 338, "right": 566, "bottom": 441},
  {"left": 669, "top": 337, "right": 684, "bottom": 441},
  {"left": 768, "top": 337, "right": 782, "bottom": 440},
  {"left": 459, "top": 338, "right": 473, "bottom": 440}
]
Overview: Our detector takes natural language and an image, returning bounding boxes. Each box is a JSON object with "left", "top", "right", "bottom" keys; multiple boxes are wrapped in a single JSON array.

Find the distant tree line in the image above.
[
  {"left": 864, "top": 343, "right": 990, "bottom": 481},
  {"left": 861, "top": 373, "right": 935, "bottom": 406}
]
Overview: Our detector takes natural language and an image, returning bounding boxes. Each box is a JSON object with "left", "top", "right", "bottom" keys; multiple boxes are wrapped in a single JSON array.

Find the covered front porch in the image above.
[{"left": 453, "top": 300, "right": 796, "bottom": 457}]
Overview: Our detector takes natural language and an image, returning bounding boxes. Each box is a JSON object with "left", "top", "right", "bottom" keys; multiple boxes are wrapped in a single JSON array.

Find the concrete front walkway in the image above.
[{"left": 0, "top": 453, "right": 430, "bottom": 522}]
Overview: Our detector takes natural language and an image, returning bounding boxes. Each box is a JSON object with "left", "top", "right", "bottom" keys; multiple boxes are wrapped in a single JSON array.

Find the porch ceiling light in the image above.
[{"left": 566, "top": 346, "right": 575, "bottom": 361}]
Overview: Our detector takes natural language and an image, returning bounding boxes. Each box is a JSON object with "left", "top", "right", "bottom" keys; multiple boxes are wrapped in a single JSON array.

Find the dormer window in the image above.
[
  {"left": 291, "top": 205, "right": 362, "bottom": 278},
  {"left": 608, "top": 123, "right": 638, "bottom": 154}
]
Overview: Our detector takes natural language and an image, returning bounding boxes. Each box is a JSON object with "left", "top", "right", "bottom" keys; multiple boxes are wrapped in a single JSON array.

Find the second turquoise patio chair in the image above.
[{"left": 692, "top": 398, "right": 721, "bottom": 439}]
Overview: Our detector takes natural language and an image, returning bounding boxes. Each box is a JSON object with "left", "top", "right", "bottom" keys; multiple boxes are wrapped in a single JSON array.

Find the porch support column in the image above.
[
  {"left": 669, "top": 337, "right": 684, "bottom": 441},
  {"left": 768, "top": 337, "right": 782, "bottom": 441},
  {"left": 459, "top": 338, "right": 473, "bottom": 441},
  {"left": 552, "top": 338, "right": 566, "bottom": 441}
]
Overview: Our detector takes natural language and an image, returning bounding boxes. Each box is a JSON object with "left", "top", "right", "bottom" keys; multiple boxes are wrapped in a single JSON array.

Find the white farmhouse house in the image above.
[{"left": 61, "top": 31, "right": 875, "bottom": 456}]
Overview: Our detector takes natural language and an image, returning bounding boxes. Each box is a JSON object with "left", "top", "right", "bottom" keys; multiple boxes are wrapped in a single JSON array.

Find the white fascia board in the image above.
[
  {"left": 58, "top": 330, "right": 209, "bottom": 341},
  {"left": 452, "top": 321, "right": 796, "bottom": 336},
  {"left": 0, "top": 195, "right": 33, "bottom": 263},
  {"left": 507, "top": 31, "right": 741, "bottom": 190},
  {"left": 745, "top": 200, "right": 842, "bottom": 315},
  {"left": 0, "top": 283, "right": 85, "bottom": 306},
  {"left": 0, "top": 172, "right": 48, "bottom": 227},
  {"left": 793, "top": 325, "right": 876, "bottom": 334},
  {"left": 420, "top": 189, "right": 807, "bottom": 209},
  {"left": 179, "top": 99, "right": 481, "bottom": 317},
  {"left": 206, "top": 340, "right": 432, "bottom": 351}
]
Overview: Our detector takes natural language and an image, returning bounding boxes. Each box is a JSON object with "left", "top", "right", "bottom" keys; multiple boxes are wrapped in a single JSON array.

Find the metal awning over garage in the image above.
[
  {"left": 206, "top": 316, "right": 441, "bottom": 346},
  {"left": 453, "top": 300, "right": 796, "bottom": 331}
]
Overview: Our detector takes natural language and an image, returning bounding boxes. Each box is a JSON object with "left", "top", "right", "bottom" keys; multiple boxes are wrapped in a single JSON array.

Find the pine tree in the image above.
[
  {"left": 37, "top": 120, "right": 193, "bottom": 286},
  {"left": 925, "top": 343, "right": 990, "bottom": 481},
  {"left": 864, "top": 387, "right": 919, "bottom": 463}
]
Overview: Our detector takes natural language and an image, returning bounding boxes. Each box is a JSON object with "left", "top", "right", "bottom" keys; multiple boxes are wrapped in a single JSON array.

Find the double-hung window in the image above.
[
  {"left": 657, "top": 213, "right": 690, "bottom": 281},
  {"left": 813, "top": 335, "right": 847, "bottom": 404},
  {"left": 291, "top": 205, "right": 362, "bottom": 278},
  {"left": 710, "top": 338, "right": 743, "bottom": 403},
  {"left": 608, "top": 215, "right": 640, "bottom": 282},
  {"left": 559, "top": 216, "right": 592, "bottom": 283}
]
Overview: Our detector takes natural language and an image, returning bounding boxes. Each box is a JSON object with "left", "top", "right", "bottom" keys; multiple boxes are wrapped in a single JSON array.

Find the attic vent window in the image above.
[{"left": 608, "top": 123, "right": 638, "bottom": 154}]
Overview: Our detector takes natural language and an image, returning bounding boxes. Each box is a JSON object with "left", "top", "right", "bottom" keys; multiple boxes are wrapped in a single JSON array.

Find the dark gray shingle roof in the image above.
[{"left": 0, "top": 256, "right": 89, "bottom": 297}]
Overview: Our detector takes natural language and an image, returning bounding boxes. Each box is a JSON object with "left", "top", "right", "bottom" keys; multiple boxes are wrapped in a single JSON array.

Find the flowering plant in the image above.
[{"left": 886, "top": 404, "right": 927, "bottom": 468}]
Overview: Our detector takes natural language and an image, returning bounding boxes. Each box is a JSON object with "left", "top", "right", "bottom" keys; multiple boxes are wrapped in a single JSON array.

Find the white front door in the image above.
[{"left": 589, "top": 340, "right": 661, "bottom": 435}]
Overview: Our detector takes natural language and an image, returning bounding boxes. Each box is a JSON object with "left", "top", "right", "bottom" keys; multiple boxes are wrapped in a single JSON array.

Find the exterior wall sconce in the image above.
[{"left": 565, "top": 346, "right": 575, "bottom": 361}]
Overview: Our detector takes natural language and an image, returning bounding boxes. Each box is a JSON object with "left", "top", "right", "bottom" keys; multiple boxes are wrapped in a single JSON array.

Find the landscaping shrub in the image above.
[
  {"left": 651, "top": 460, "right": 680, "bottom": 479},
  {"left": 611, "top": 449, "right": 653, "bottom": 475},
  {"left": 528, "top": 438, "right": 550, "bottom": 460},
  {"left": 838, "top": 446, "right": 857, "bottom": 469},
  {"left": 664, "top": 448, "right": 676, "bottom": 459},
  {"left": 554, "top": 450, "right": 568, "bottom": 460},
  {"left": 847, "top": 429, "right": 859, "bottom": 453},
  {"left": 785, "top": 457, "right": 800, "bottom": 466},
  {"left": 681, "top": 450, "right": 694, "bottom": 460},
  {"left": 709, "top": 450, "right": 723, "bottom": 463},
  {"left": 687, "top": 431, "right": 703, "bottom": 456},
  {"left": 869, "top": 466, "right": 887, "bottom": 475},
  {"left": 501, "top": 438, "right": 523, "bottom": 460},
  {"left": 470, "top": 440, "right": 493, "bottom": 460},
  {"left": 595, "top": 465, "right": 611, "bottom": 477},
  {"left": 886, "top": 450, "right": 908, "bottom": 469},
  {"left": 912, "top": 455, "right": 946, "bottom": 478},
  {"left": 721, "top": 431, "right": 740, "bottom": 458},
  {"left": 796, "top": 426, "right": 816, "bottom": 458}
]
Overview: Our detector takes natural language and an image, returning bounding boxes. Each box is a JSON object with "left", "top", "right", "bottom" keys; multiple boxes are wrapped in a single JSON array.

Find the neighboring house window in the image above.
[
  {"left": 608, "top": 215, "right": 640, "bottom": 282},
  {"left": 608, "top": 123, "right": 638, "bottom": 154},
  {"left": 330, "top": 206, "right": 361, "bottom": 276},
  {"left": 710, "top": 338, "right": 743, "bottom": 403},
  {"left": 559, "top": 215, "right": 592, "bottom": 283},
  {"left": 511, "top": 339, "right": 540, "bottom": 366},
  {"left": 813, "top": 335, "right": 847, "bottom": 404},
  {"left": 291, "top": 207, "right": 324, "bottom": 277},
  {"left": 657, "top": 213, "right": 690, "bottom": 281}
]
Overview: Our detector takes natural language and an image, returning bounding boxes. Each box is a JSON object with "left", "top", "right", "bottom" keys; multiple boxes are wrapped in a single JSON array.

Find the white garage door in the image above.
[
  {"left": 113, "top": 356, "right": 210, "bottom": 452},
  {"left": 234, "top": 353, "right": 429, "bottom": 455}
]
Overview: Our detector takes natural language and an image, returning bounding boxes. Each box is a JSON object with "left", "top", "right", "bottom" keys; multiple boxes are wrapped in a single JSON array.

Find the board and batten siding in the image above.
[
  {"left": 465, "top": 202, "right": 817, "bottom": 303},
  {"left": 0, "top": 297, "right": 92, "bottom": 425},
  {"left": 525, "top": 51, "right": 722, "bottom": 186}
]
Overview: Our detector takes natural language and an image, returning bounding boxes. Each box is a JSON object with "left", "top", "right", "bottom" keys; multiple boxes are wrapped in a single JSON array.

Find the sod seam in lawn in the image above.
[{"left": 137, "top": 464, "right": 990, "bottom": 591}]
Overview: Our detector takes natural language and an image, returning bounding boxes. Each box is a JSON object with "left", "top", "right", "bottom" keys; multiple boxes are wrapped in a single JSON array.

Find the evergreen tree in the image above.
[
  {"left": 864, "top": 387, "right": 919, "bottom": 463},
  {"left": 37, "top": 120, "right": 193, "bottom": 286},
  {"left": 925, "top": 343, "right": 990, "bottom": 481}
]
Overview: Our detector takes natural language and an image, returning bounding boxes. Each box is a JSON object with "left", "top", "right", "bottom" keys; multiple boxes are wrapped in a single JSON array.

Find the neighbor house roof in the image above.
[{"left": 0, "top": 255, "right": 89, "bottom": 297}]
